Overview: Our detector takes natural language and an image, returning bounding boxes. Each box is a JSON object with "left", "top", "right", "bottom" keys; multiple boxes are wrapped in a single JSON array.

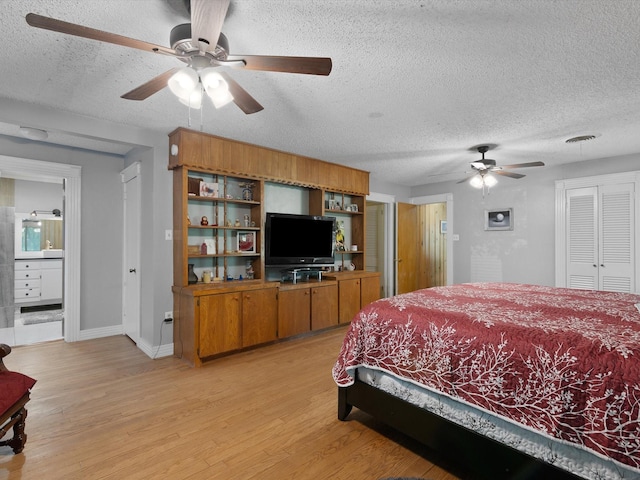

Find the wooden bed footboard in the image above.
[{"left": 338, "top": 379, "right": 581, "bottom": 480}]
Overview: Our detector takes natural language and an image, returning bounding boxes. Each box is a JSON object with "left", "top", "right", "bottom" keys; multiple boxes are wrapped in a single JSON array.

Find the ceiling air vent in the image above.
[{"left": 565, "top": 135, "right": 596, "bottom": 143}]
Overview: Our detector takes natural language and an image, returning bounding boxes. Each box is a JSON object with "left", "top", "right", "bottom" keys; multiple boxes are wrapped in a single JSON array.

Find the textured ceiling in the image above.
[{"left": 1, "top": 0, "right": 639, "bottom": 186}]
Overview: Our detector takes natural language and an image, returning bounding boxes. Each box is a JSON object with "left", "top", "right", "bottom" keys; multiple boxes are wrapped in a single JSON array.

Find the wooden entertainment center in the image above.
[{"left": 169, "top": 128, "right": 380, "bottom": 366}]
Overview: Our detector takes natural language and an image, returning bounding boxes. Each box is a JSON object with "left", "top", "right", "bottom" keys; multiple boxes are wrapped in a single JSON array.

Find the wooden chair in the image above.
[{"left": 0, "top": 344, "right": 36, "bottom": 454}]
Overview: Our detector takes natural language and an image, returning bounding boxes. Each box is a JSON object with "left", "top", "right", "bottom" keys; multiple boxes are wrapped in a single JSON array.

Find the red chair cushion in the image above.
[{"left": 0, "top": 372, "right": 36, "bottom": 417}]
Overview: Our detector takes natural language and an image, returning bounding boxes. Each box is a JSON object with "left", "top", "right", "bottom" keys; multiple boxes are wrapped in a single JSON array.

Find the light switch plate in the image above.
[{"left": 165, "top": 230, "right": 172, "bottom": 241}]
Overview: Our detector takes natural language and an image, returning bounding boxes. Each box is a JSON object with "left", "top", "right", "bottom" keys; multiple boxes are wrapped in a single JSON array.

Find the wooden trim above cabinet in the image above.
[{"left": 168, "top": 128, "right": 369, "bottom": 196}]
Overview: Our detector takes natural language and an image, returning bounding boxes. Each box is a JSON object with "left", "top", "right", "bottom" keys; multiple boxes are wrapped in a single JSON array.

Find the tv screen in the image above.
[{"left": 265, "top": 212, "right": 336, "bottom": 268}]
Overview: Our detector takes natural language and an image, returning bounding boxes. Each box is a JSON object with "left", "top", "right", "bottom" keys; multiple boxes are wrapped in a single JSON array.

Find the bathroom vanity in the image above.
[{"left": 14, "top": 258, "right": 63, "bottom": 306}]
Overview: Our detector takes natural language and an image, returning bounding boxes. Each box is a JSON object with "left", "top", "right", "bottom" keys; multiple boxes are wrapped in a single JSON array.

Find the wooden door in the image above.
[
  {"left": 396, "top": 203, "right": 419, "bottom": 294},
  {"left": 338, "top": 278, "right": 361, "bottom": 324},
  {"left": 199, "top": 292, "right": 242, "bottom": 357},
  {"left": 242, "top": 287, "right": 278, "bottom": 347},
  {"left": 278, "top": 288, "right": 311, "bottom": 338},
  {"left": 311, "top": 284, "right": 338, "bottom": 330}
]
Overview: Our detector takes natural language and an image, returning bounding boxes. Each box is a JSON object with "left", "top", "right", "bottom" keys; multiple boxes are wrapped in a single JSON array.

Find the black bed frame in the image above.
[{"left": 338, "top": 375, "right": 583, "bottom": 480}]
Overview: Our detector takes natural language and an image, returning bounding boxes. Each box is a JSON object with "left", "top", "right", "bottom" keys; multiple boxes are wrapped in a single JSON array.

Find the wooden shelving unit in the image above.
[{"left": 169, "top": 128, "right": 379, "bottom": 366}]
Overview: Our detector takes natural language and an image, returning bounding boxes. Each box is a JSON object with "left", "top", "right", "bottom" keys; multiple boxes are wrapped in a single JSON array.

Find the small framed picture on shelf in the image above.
[
  {"left": 199, "top": 181, "right": 219, "bottom": 198},
  {"left": 237, "top": 231, "right": 256, "bottom": 253}
]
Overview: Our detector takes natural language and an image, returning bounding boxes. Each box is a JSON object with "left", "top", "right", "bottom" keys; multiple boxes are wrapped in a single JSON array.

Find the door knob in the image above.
[{"left": 129, "top": 268, "right": 136, "bottom": 273}]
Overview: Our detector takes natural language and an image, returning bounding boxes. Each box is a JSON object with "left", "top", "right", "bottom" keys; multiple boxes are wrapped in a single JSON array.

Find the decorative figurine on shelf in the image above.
[
  {"left": 200, "top": 242, "right": 207, "bottom": 255},
  {"left": 245, "top": 260, "right": 255, "bottom": 280},
  {"left": 239, "top": 182, "right": 255, "bottom": 201},
  {"left": 200, "top": 216, "right": 209, "bottom": 226},
  {"left": 226, "top": 219, "right": 232, "bottom": 227},
  {"left": 335, "top": 220, "right": 346, "bottom": 251},
  {"left": 244, "top": 214, "right": 250, "bottom": 227},
  {"left": 234, "top": 218, "right": 241, "bottom": 227}
]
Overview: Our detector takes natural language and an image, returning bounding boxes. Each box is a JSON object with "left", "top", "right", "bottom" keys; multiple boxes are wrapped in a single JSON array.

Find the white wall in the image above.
[{"left": 407, "top": 153, "right": 640, "bottom": 286}]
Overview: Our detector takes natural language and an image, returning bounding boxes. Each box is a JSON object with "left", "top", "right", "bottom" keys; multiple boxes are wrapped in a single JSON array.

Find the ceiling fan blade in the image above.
[
  {"left": 219, "top": 72, "right": 264, "bottom": 114},
  {"left": 494, "top": 170, "right": 525, "bottom": 179},
  {"left": 457, "top": 174, "right": 477, "bottom": 184},
  {"left": 226, "top": 55, "right": 332, "bottom": 76},
  {"left": 191, "top": 0, "right": 229, "bottom": 52},
  {"left": 25, "top": 13, "right": 176, "bottom": 56},
  {"left": 121, "top": 68, "right": 180, "bottom": 101},
  {"left": 500, "top": 161, "right": 545, "bottom": 169}
]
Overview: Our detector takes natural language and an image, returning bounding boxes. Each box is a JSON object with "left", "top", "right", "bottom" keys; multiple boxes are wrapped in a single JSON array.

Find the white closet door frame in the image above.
[{"left": 555, "top": 170, "right": 640, "bottom": 292}]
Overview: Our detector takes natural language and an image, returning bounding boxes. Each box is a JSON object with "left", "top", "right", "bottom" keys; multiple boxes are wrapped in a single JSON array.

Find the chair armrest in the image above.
[{"left": 0, "top": 344, "right": 11, "bottom": 372}]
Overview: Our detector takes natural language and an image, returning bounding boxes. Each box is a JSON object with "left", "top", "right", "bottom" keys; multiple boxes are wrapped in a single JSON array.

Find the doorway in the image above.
[
  {"left": 365, "top": 192, "right": 396, "bottom": 298},
  {"left": 396, "top": 194, "right": 454, "bottom": 295},
  {"left": 0, "top": 154, "right": 81, "bottom": 344}
]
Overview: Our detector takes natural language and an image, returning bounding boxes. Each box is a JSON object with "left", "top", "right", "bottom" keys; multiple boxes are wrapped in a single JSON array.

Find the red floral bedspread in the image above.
[{"left": 332, "top": 283, "right": 640, "bottom": 470}]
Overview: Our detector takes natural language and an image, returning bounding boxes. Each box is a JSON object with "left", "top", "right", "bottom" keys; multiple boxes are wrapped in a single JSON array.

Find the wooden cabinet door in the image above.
[
  {"left": 278, "top": 288, "right": 311, "bottom": 338},
  {"left": 311, "top": 284, "right": 338, "bottom": 330},
  {"left": 242, "top": 287, "right": 278, "bottom": 347},
  {"left": 360, "top": 275, "right": 380, "bottom": 308},
  {"left": 199, "top": 292, "right": 242, "bottom": 357},
  {"left": 338, "top": 278, "right": 361, "bottom": 324}
]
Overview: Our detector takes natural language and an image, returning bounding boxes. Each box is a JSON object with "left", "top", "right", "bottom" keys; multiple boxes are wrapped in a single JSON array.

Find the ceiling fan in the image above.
[
  {"left": 25, "top": 0, "right": 332, "bottom": 115},
  {"left": 458, "top": 146, "right": 545, "bottom": 187}
]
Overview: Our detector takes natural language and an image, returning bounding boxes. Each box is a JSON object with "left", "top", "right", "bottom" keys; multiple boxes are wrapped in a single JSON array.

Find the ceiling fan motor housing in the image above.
[{"left": 170, "top": 23, "right": 229, "bottom": 60}]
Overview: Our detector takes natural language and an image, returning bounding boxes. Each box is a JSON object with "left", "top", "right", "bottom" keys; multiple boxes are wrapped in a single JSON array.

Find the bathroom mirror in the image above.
[{"left": 15, "top": 213, "right": 63, "bottom": 253}]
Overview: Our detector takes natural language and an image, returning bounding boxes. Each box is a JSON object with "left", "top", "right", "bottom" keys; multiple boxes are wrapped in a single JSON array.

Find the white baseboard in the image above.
[
  {"left": 137, "top": 337, "right": 174, "bottom": 359},
  {"left": 79, "top": 324, "right": 123, "bottom": 341}
]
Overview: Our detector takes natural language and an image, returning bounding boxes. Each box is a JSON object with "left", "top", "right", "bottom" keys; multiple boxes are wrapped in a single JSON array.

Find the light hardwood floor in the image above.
[{"left": 0, "top": 328, "right": 463, "bottom": 480}]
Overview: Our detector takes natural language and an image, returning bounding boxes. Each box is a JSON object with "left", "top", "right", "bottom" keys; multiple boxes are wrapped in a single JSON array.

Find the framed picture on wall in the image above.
[
  {"left": 237, "top": 231, "right": 256, "bottom": 253},
  {"left": 485, "top": 208, "right": 513, "bottom": 231}
]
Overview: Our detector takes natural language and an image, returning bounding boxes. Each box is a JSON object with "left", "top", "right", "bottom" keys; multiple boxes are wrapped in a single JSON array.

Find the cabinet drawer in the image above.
[
  {"left": 15, "top": 288, "right": 41, "bottom": 300},
  {"left": 15, "top": 270, "right": 41, "bottom": 280},
  {"left": 15, "top": 261, "right": 41, "bottom": 271},
  {"left": 15, "top": 270, "right": 40, "bottom": 280},
  {"left": 15, "top": 278, "right": 41, "bottom": 289}
]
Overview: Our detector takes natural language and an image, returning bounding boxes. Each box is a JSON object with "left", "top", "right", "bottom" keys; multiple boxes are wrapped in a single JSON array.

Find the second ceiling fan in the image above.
[
  {"left": 25, "top": 0, "right": 332, "bottom": 114},
  {"left": 458, "top": 146, "right": 545, "bottom": 187}
]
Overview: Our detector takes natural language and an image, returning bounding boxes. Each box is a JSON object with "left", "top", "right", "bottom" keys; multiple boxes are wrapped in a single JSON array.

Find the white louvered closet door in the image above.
[
  {"left": 566, "top": 187, "right": 598, "bottom": 290},
  {"left": 566, "top": 183, "right": 635, "bottom": 293},
  {"left": 599, "top": 183, "right": 634, "bottom": 292}
]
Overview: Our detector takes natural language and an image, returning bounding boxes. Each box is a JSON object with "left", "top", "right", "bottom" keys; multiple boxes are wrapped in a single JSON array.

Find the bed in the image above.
[{"left": 332, "top": 283, "right": 640, "bottom": 480}]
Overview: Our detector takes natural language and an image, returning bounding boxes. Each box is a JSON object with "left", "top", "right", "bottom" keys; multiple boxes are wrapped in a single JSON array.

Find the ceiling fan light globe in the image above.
[
  {"left": 469, "top": 175, "right": 484, "bottom": 188},
  {"left": 168, "top": 67, "right": 199, "bottom": 100},
  {"left": 484, "top": 174, "right": 498, "bottom": 187},
  {"left": 206, "top": 86, "right": 233, "bottom": 108},
  {"left": 200, "top": 68, "right": 223, "bottom": 89}
]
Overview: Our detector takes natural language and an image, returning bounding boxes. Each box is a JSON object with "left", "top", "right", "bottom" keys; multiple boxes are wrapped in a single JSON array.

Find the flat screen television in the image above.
[{"left": 265, "top": 212, "right": 336, "bottom": 268}]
